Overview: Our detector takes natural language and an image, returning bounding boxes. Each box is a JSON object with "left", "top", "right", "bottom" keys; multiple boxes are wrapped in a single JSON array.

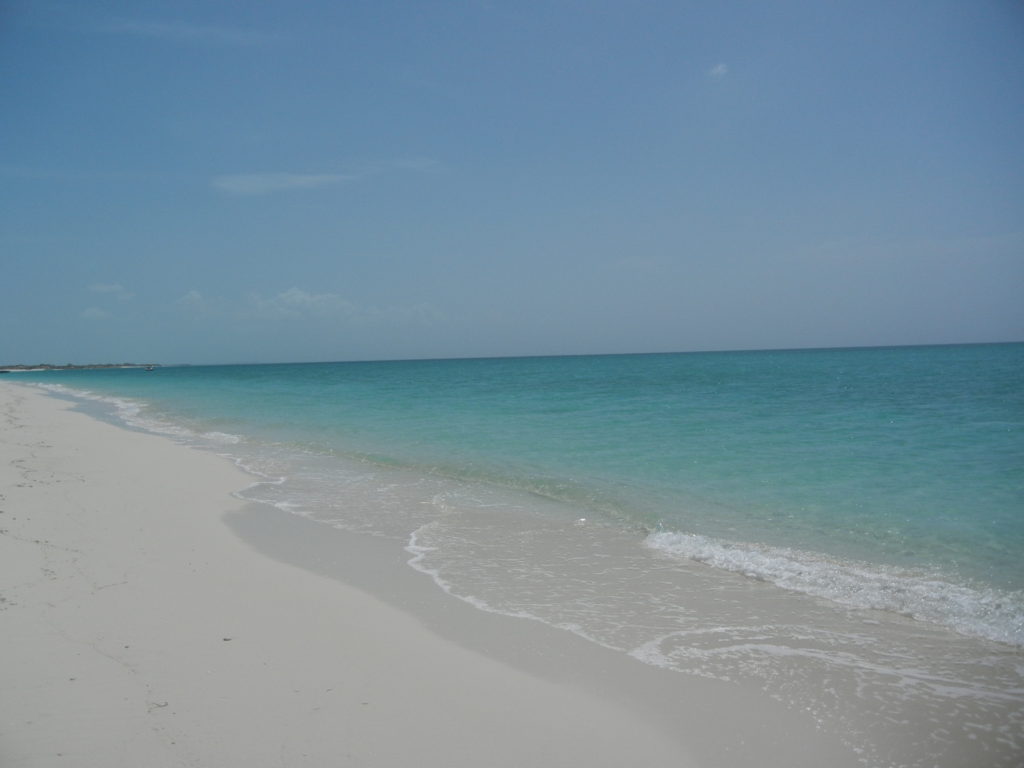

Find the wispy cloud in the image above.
[
  {"left": 81, "top": 307, "right": 111, "bottom": 319},
  {"left": 249, "top": 288, "right": 358, "bottom": 319},
  {"left": 212, "top": 173, "right": 353, "bottom": 196},
  {"left": 89, "top": 282, "right": 134, "bottom": 300},
  {"left": 176, "top": 289, "right": 205, "bottom": 307},
  {"left": 247, "top": 288, "right": 443, "bottom": 327},
  {"left": 387, "top": 157, "right": 444, "bottom": 173},
  {"left": 211, "top": 159, "right": 442, "bottom": 196},
  {"left": 709, "top": 63, "right": 729, "bottom": 79},
  {"left": 100, "top": 19, "right": 273, "bottom": 47}
]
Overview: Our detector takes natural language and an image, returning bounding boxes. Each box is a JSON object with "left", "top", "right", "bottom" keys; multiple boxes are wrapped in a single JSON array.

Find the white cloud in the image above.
[
  {"left": 88, "top": 283, "right": 134, "bottom": 300},
  {"left": 212, "top": 173, "right": 353, "bottom": 196},
  {"left": 176, "top": 289, "right": 206, "bottom": 307},
  {"left": 100, "top": 19, "right": 272, "bottom": 47},
  {"left": 249, "top": 288, "right": 357, "bottom": 319},
  {"left": 248, "top": 288, "right": 443, "bottom": 327},
  {"left": 89, "top": 282, "right": 120, "bottom": 292},
  {"left": 709, "top": 63, "right": 729, "bottom": 78},
  {"left": 81, "top": 307, "right": 111, "bottom": 319}
]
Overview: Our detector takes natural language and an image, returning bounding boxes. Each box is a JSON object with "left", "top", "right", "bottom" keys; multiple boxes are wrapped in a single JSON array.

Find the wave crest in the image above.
[{"left": 645, "top": 530, "right": 1024, "bottom": 647}]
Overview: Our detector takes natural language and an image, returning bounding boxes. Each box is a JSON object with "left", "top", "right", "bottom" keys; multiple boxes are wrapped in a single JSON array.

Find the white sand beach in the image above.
[{"left": 0, "top": 382, "right": 858, "bottom": 767}]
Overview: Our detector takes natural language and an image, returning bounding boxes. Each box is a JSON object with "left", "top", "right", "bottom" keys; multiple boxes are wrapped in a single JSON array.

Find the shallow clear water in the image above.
[{"left": 18, "top": 343, "right": 1024, "bottom": 767}]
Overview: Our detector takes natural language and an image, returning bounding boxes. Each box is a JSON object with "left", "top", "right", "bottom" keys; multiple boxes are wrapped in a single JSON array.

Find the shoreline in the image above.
[{"left": 0, "top": 381, "right": 858, "bottom": 767}]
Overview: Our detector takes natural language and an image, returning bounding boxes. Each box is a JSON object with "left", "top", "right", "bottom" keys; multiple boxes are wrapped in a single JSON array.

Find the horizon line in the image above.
[{"left": 6, "top": 339, "right": 1020, "bottom": 370}]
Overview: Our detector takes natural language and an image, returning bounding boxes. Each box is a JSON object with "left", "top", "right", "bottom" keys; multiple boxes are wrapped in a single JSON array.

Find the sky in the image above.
[{"left": 2, "top": 0, "right": 1023, "bottom": 364}]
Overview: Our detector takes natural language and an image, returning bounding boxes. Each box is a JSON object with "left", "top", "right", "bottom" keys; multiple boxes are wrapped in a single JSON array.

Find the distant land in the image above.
[{"left": 0, "top": 363, "right": 161, "bottom": 373}]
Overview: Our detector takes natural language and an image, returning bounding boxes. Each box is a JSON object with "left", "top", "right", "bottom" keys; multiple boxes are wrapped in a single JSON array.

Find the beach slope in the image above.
[{"left": 0, "top": 382, "right": 855, "bottom": 767}]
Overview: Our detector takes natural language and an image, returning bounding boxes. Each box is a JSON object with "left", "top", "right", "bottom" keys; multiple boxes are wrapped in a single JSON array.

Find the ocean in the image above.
[{"left": 20, "top": 343, "right": 1024, "bottom": 766}]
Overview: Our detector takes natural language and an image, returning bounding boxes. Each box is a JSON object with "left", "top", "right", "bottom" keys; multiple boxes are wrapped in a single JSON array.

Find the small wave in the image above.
[
  {"left": 36, "top": 383, "right": 300, "bottom": 520},
  {"left": 406, "top": 523, "right": 536, "bottom": 618},
  {"left": 645, "top": 530, "right": 1024, "bottom": 647},
  {"left": 405, "top": 523, "right": 630, "bottom": 655},
  {"left": 35, "top": 383, "right": 243, "bottom": 448},
  {"left": 36, "top": 383, "right": 183, "bottom": 435},
  {"left": 201, "top": 431, "right": 243, "bottom": 444}
]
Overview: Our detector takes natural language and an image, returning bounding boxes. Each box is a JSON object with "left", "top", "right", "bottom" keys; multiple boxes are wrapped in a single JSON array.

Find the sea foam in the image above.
[
  {"left": 34, "top": 383, "right": 244, "bottom": 446},
  {"left": 645, "top": 530, "right": 1024, "bottom": 647}
]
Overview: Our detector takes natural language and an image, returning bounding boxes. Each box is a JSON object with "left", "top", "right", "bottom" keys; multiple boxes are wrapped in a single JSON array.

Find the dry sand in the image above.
[{"left": 0, "top": 382, "right": 858, "bottom": 767}]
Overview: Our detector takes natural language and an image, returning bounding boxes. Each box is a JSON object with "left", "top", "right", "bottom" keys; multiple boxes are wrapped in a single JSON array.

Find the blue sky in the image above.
[{"left": 2, "top": 0, "right": 1022, "bottom": 364}]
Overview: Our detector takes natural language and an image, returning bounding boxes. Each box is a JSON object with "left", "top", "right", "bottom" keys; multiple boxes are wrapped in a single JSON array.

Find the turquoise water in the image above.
[
  {"left": 20, "top": 343, "right": 1024, "bottom": 766},
  {"left": 31, "top": 344, "right": 1024, "bottom": 590}
]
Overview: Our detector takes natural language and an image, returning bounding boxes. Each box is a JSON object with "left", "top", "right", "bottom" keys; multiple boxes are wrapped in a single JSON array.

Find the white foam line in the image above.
[
  {"left": 33, "top": 383, "right": 245, "bottom": 447},
  {"left": 33, "top": 383, "right": 288, "bottom": 515},
  {"left": 405, "top": 523, "right": 627, "bottom": 654},
  {"left": 645, "top": 531, "right": 1024, "bottom": 647}
]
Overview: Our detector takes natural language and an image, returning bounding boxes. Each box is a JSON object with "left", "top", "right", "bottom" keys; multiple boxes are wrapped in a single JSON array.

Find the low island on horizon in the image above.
[{"left": 0, "top": 362, "right": 161, "bottom": 373}]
